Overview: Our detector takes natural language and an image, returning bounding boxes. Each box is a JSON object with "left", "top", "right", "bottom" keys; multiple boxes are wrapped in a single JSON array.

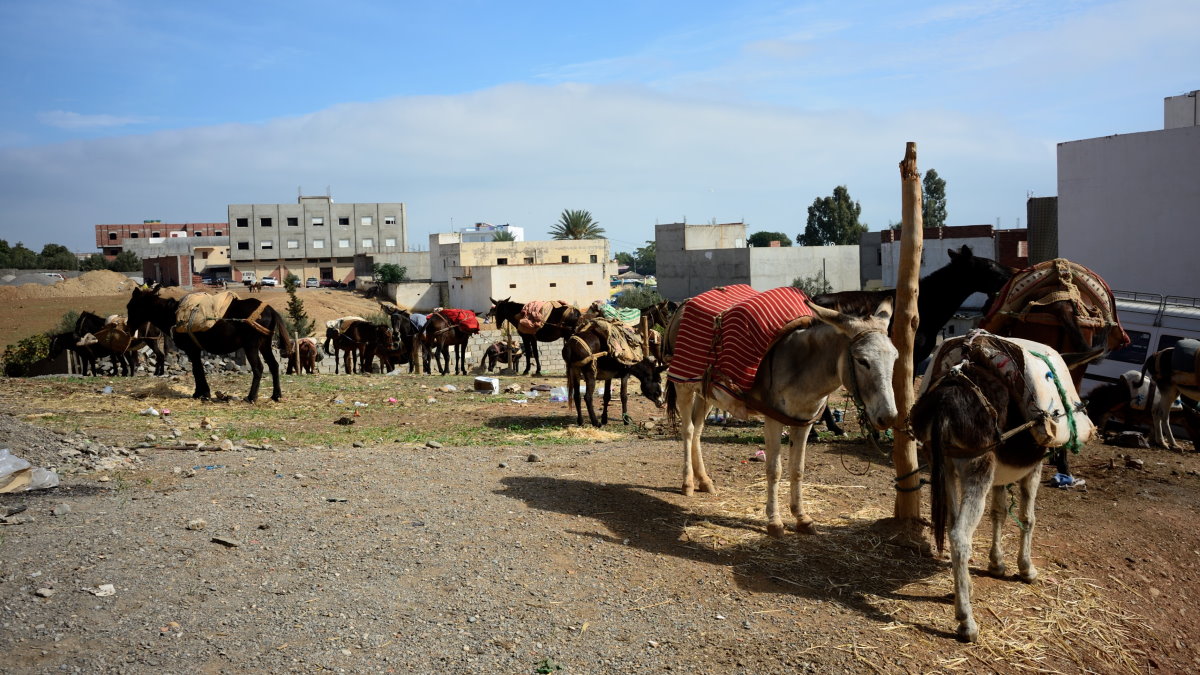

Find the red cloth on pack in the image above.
[
  {"left": 438, "top": 308, "right": 480, "bottom": 334},
  {"left": 668, "top": 285, "right": 813, "bottom": 397}
]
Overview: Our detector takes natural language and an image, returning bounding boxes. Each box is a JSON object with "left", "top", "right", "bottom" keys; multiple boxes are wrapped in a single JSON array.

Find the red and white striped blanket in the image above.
[{"left": 668, "top": 285, "right": 814, "bottom": 397}]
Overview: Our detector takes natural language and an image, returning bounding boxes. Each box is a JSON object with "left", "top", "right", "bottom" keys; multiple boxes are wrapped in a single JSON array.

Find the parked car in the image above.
[
  {"left": 319, "top": 278, "right": 337, "bottom": 288},
  {"left": 305, "top": 277, "right": 319, "bottom": 288},
  {"left": 260, "top": 276, "right": 278, "bottom": 287}
]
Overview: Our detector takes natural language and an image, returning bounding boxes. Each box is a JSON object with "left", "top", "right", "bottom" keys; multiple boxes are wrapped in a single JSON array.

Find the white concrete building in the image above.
[
  {"left": 460, "top": 223, "right": 525, "bottom": 242},
  {"left": 656, "top": 222, "right": 860, "bottom": 301},
  {"left": 430, "top": 233, "right": 610, "bottom": 313},
  {"left": 1057, "top": 91, "right": 1200, "bottom": 298}
]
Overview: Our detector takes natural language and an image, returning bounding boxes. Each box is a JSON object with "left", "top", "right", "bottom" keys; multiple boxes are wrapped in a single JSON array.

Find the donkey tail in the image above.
[
  {"left": 665, "top": 380, "right": 677, "bottom": 423},
  {"left": 929, "top": 420, "right": 947, "bottom": 555},
  {"left": 270, "top": 306, "right": 294, "bottom": 357}
]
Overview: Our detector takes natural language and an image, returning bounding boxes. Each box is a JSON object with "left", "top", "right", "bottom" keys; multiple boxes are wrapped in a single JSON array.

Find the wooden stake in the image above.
[{"left": 889, "top": 142, "right": 929, "bottom": 551}]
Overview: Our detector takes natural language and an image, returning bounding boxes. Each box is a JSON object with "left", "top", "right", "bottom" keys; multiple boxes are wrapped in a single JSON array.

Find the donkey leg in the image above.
[
  {"left": 186, "top": 348, "right": 211, "bottom": 400},
  {"left": 988, "top": 484, "right": 1008, "bottom": 577},
  {"left": 763, "top": 419, "right": 788, "bottom": 538},
  {"left": 1016, "top": 463, "right": 1042, "bottom": 583},
  {"left": 584, "top": 372, "right": 601, "bottom": 427},
  {"left": 262, "top": 340, "right": 283, "bottom": 402},
  {"left": 787, "top": 422, "right": 818, "bottom": 535},
  {"left": 1160, "top": 384, "right": 1182, "bottom": 450},
  {"left": 617, "top": 376, "right": 627, "bottom": 425},
  {"left": 950, "top": 458, "right": 991, "bottom": 643},
  {"left": 243, "top": 347, "right": 265, "bottom": 402},
  {"left": 688, "top": 398, "right": 715, "bottom": 494}
]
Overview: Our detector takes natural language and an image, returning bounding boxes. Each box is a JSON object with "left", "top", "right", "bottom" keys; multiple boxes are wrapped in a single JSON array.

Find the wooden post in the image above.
[{"left": 887, "top": 141, "right": 929, "bottom": 552}]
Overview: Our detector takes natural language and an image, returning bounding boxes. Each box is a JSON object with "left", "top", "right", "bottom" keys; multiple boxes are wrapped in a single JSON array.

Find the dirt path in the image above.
[{"left": 1, "top": 374, "right": 1198, "bottom": 673}]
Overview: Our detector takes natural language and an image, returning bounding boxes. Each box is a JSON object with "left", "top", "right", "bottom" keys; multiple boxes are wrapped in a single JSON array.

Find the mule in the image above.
[
  {"left": 286, "top": 337, "right": 320, "bottom": 375},
  {"left": 1140, "top": 340, "right": 1200, "bottom": 450},
  {"left": 357, "top": 323, "right": 396, "bottom": 374},
  {"left": 562, "top": 324, "right": 665, "bottom": 427},
  {"left": 76, "top": 311, "right": 169, "bottom": 377},
  {"left": 479, "top": 341, "right": 522, "bottom": 373},
  {"left": 910, "top": 335, "right": 1092, "bottom": 642},
  {"left": 324, "top": 326, "right": 358, "bottom": 374},
  {"left": 489, "top": 297, "right": 582, "bottom": 375},
  {"left": 323, "top": 320, "right": 383, "bottom": 374},
  {"left": 383, "top": 307, "right": 426, "bottom": 374},
  {"left": 424, "top": 311, "right": 472, "bottom": 375},
  {"left": 666, "top": 294, "right": 898, "bottom": 537},
  {"left": 48, "top": 332, "right": 106, "bottom": 375},
  {"left": 127, "top": 285, "right": 292, "bottom": 402}
]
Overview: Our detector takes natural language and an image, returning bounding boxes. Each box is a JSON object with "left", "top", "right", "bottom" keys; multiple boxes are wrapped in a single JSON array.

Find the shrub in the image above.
[
  {"left": 373, "top": 263, "right": 407, "bottom": 284},
  {"left": 3, "top": 333, "right": 51, "bottom": 377},
  {"left": 614, "top": 287, "right": 664, "bottom": 311},
  {"left": 792, "top": 274, "right": 832, "bottom": 297}
]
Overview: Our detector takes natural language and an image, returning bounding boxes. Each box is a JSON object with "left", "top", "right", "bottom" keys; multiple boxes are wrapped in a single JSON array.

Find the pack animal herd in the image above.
[{"left": 40, "top": 246, "right": 1196, "bottom": 642}]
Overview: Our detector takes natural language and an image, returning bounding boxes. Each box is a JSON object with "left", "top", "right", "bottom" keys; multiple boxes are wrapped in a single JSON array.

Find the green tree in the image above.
[
  {"left": 792, "top": 273, "right": 832, "bottom": 297},
  {"left": 109, "top": 250, "right": 141, "bottom": 272},
  {"left": 922, "top": 169, "right": 948, "bottom": 228},
  {"left": 38, "top": 243, "right": 79, "bottom": 271},
  {"left": 747, "top": 231, "right": 792, "bottom": 247},
  {"left": 7, "top": 242, "right": 38, "bottom": 269},
  {"left": 282, "top": 274, "right": 315, "bottom": 338},
  {"left": 614, "top": 251, "right": 636, "bottom": 270},
  {"left": 614, "top": 287, "right": 664, "bottom": 311},
  {"left": 550, "top": 209, "right": 605, "bottom": 240},
  {"left": 373, "top": 263, "right": 407, "bottom": 284},
  {"left": 797, "top": 186, "right": 867, "bottom": 246},
  {"left": 634, "top": 241, "right": 656, "bottom": 275},
  {"left": 490, "top": 230, "right": 517, "bottom": 242},
  {"left": 0, "top": 239, "right": 10, "bottom": 267},
  {"left": 81, "top": 253, "right": 109, "bottom": 271}
]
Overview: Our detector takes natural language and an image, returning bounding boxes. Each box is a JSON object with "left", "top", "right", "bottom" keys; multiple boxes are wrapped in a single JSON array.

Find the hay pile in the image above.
[{"left": 0, "top": 270, "right": 139, "bottom": 300}]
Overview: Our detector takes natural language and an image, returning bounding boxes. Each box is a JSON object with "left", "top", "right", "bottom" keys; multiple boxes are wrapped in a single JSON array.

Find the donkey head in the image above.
[
  {"left": 947, "top": 244, "right": 1014, "bottom": 297},
  {"left": 808, "top": 297, "right": 899, "bottom": 430},
  {"left": 632, "top": 360, "right": 668, "bottom": 407}
]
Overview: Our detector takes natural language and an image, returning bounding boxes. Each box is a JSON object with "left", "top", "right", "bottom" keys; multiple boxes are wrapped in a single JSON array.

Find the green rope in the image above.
[
  {"left": 1006, "top": 484, "right": 1030, "bottom": 532},
  {"left": 1028, "top": 350, "right": 1082, "bottom": 454}
]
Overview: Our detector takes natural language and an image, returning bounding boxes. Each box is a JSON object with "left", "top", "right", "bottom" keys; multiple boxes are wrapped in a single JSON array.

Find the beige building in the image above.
[{"left": 431, "top": 233, "right": 611, "bottom": 313}]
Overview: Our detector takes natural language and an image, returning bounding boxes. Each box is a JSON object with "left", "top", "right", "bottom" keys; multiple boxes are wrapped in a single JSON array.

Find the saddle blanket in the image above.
[
  {"left": 920, "top": 330, "right": 1095, "bottom": 449},
  {"left": 326, "top": 316, "right": 368, "bottom": 333},
  {"left": 175, "top": 291, "right": 240, "bottom": 334},
  {"left": 1171, "top": 339, "right": 1200, "bottom": 385},
  {"left": 517, "top": 300, "right": 567, "bottom": 335},
  {"left": 668, "top": 285, "right": 814, "bottom": 397},
  {"left": 409, "top": 313, "right": 427, "bottom": 331},
  {"left": 981, "top": 258, "right": 1128, "bottom": 348},
  {"left": 578, "top": 317, "right": 645, "bottom": 366},
  {"left": 1121, "top": 369, "right": 1184, "bottom": 412},
  {"left": 593, "top": 302, "right": 642, "bottom": 325},
  {"left": 439, "top": 308, "right": 480, "bottom": 334}
]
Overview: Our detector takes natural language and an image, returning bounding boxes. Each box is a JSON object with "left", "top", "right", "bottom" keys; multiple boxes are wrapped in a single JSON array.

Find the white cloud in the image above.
[
  {"left": 0, "top": 84, "right": 1053, "bottom": 252},
  {"left": 37, "top": 110, "right": 150, "bottom": 130}
]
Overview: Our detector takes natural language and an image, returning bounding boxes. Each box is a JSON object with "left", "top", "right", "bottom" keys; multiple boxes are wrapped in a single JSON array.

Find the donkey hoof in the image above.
[
  {"left": 795, "top": 520, "right": 818, "bottom": 535},
  {"left": 956, "top": 621, "right": 979, "bottom": 643},
  {"left": 1019, "top": 567, "right": 1038, "bottom": 584},
  {"left": 697, "top": 480, "right": 717, "bottom": 494},
  {"left": 988, "top": 562, "right": 1007, "bottom": 577},
  {"left": 682, "top": 484, "right": 695, "bottom": 497},
  {"left": 767, "top": 522, "right": 786, "bottom": 539}
]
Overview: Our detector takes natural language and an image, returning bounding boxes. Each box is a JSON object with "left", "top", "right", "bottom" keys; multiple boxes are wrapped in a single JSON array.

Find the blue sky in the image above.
[{"left": 0, "top": 0, "right": 1196, "bottom": 255}]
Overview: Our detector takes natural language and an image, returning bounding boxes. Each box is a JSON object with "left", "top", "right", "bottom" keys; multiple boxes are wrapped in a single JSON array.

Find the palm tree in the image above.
[
  {"left": 550, "top": 209, "right": 605, "bottom": 240},
  {"left": 490, "top": 230, "right": 517, "bottom": 242}
]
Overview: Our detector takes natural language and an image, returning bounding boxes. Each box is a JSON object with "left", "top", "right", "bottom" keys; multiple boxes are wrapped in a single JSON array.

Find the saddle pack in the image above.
[{"left": 175, "top": 291, "right": 241, "bottom": 334}]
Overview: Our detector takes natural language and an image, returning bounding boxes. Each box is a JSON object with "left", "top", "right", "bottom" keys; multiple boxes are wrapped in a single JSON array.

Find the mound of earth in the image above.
[{"left": 0, "top": 270, "right": 139, "bottom": 301}]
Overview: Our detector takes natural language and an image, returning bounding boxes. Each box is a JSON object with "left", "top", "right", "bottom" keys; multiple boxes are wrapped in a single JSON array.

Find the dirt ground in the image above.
[{"left": 1, "top": 369, "right": 1198, "bottom": 673}]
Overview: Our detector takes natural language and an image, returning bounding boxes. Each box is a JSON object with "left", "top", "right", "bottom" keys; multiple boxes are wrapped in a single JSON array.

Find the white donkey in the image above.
[
  {"left": 1141, "top": 339, "right": 1200, "bottom": 450},
  {"left": 911, "top": 333, "right": 1093, "bottom": 642},
  {"left": 667, "top": 294, "right": 899, "bottom": 538}
]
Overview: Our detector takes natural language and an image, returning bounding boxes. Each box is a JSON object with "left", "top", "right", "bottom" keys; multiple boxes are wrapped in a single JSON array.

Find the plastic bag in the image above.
[
  {"left": 0, "top": 449, "right": 60, "bottom": 493},
  {"left": 549, "top": 386, "right": 568, "bottom": 402}
]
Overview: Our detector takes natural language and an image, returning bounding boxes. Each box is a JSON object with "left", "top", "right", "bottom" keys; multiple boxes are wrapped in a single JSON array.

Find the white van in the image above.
[{"left": 1082, "top": 291, "right": 1200, "bottom": 394}]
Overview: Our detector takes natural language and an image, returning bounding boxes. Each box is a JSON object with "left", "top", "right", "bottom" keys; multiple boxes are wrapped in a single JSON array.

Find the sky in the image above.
[{"left": 0, "top": 0, "right": 1196, "bottom": 256}]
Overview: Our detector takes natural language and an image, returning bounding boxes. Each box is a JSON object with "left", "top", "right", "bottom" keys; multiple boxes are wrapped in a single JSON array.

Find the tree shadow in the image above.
[{"left": 495, "top": 475, "right": 954, "bottom": 639}]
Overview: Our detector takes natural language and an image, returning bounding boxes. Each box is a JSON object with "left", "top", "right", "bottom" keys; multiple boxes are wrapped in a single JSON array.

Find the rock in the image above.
[
  {"left": 51, "top": 504, "right": 71, "bottom": 516},
  {"left": 426, "top": 440, "right": 443, "bottom": 449},
  {"left": 352, "top": 441, "right": 365, "bottom": 448},
  {"left": 219, "top": 439, "right": 235, "bottom": 451},
  {"left": 498, "top": 462, "right": 508, "bottom": 468},
  {"left": 187, "top": 519, "right": 207, "bottom": 531},
  {"left": 642, "top": 421, "right": 656, "bottom": 431},
  {"left": 1125, "top": 456, "right": 1145, "bottom": 470},
  {"left": 527, "top": 453, "right": 543, "bottom": 463},
  {"left": 34, "top": 587, "right": 56, "bottom": 597},
  {"left": 145, "top": 433, "right": 157, "bottom": 442},
  {"left": 211, "top": 536, "right": 242, "bottom": 548}
]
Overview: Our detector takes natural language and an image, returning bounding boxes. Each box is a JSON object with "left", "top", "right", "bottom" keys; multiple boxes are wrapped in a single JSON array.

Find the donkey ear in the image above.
[
  {"left": 806, "top": 301, "right": 848, "bottom": 330},
  {"left": 873, "top": 296, "right": 894, "bottom": 322}
]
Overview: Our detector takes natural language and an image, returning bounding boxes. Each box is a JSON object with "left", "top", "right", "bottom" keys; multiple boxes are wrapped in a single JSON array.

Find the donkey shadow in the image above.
[{"left": 495, "top": 475, "right": 954, "bottom": 639}]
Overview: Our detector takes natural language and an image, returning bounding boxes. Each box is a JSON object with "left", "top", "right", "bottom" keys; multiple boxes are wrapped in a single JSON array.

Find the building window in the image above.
[
  {"left": 590, "top": 254, "right": 598, "bottom": 263},
  {"left": 236, "top": 218, "right": 248, "bottom": 228},
  {"left": 361, "top": 216, "right": 372, "bottom": 226},
  {"left": 201, "top": 251, "right": 209, "bottom": 260},
  {"left": 260, "top": 240, "right": 274, "bottom": 250},
  {"left": 312, "top": 217, "right": 324, "bottom": 226},
  {"left": 215, "top": 231, "right": 222, "bottom": 237},
  {"left": 509, "top": 283, "right": 517, "bottom": 289},
  {"left": 561, "top": 255, "right": 569, "bottom": 263},
  {"left": 260, "top": 217, "right": 272, "bottom": 227},
  {"left": 287, "top": 217, "right": 298, "bottom": 227},
  {"left": 384, "top": 216, "right": 396, "bottom": 225},
  {"left": 152, "top": 231, "right": 161, "bottom": 238},
  {"left": 339, "top": 217, "right": 350, "bottom": 226},
  {"left": 108, "top": 232, "right": 117, "bottom": 240},
  {"left": 362, "top": 238, "right": 374, "bottom": 248},
  {"left": 286, "top": 240, "right": 299, "bottom": 249},
  {"left": 313, "top": 239, "right": 325, "bottom": 249},
  {"left": 237, "top": 242, "right": 250, "bottom": 251},
  {"left": 549, "top": 282, "right": 557, "bottom": 288},
  {"left": 338, "top": 239, "right": 351, "bottom": 248},
  {"left": 1017, "top": 240, "right": 1029, "bottom": 257},
  {"left": 130, "top": 232, "right": 139, "bottom": 238},
  {"left": 384, "top": 238, "right": 396, "bottom": 247},
  {"left": 523, "top": 257, "right": 533, "bottom": 264},
  {"left": 496, "top": 258, "right": 508, "bottom": 265},
  {"left": 586, "top": 281, "right": 594, "bottom": 285}
]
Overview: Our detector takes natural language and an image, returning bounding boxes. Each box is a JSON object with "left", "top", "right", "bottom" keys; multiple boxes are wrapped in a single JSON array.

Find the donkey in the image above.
[
  {"left": 911, "top": 334, "right": 1093, "bottom": 642},
  {"left": 479, "top": 341, "right": 522, "bottom": 373},
  {"left": 666, "top": 294, "right": 898, "bottom": 537},
  {"left": 286, "top": 337, "right": 320, "bottom": 375},
  {"left": 562, "top": 325, "right": 666, "bottom": 427},
  {"left": 1140, "top": 339, "right": 1200, "bottom": 450},
  {"left": 383, "top": 307, "right": 426, "bottom": 374},
  {"left": 489, "top": 297, "right": 582, "bottom": 376},
  {"left": 76, "top": 311, "right": 169, "bottom": 377},
  {"left": 127, "top": 285, "right": 292, "bottom": 402},
  {"left": 424, "top": 311, "right": 472, "bottom": 375},
  {"left": 1086, "top": 369, "right": 1200, "bottom": 443}
]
